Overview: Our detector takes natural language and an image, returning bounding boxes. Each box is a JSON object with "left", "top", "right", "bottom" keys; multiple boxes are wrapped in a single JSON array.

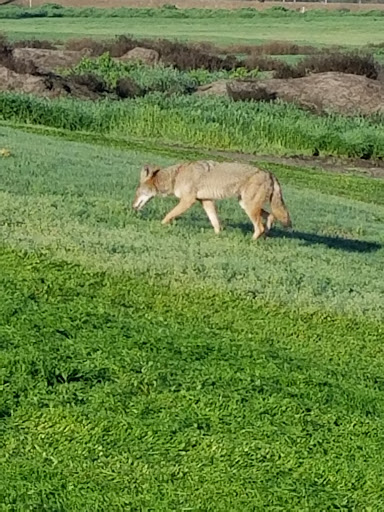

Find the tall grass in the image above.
[{"left": 1, "top": 92, "right": 384, "bottom": 158}]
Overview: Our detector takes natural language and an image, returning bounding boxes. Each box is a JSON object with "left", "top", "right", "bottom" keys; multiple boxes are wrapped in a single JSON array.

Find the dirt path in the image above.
[
  {"left": 162, "top": 142, "right": 384, "bottom": 179},
  {"left": 226, "top": 152, "right": 384, "bottom": 179}
]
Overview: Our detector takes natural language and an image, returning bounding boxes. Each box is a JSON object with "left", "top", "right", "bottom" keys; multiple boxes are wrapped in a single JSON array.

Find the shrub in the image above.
[
  {"left": 115, "top": 77, "right": 142, "bottom": 98},
  {"left": 245, "top": 54, "right": 288, "bottom": 73},
  {"left": 0, "top": 33, "right": 38, "bottom": 74},
  {"left": 67, "top": 53, "right": 231, "bottom": 95},
  {"left": 153, "top": 39, "right": 239, "bottom": 71},
  {"left": 273, "top": 52, "right": 382, "bottom": 80},
  {"left": 13, "top": 39, "right": 57, "bottom": 50},
  {"left": 64, "top": 37, "right": 109, "bottom": 56},
  {"left": 273, "top": 63, "right": 305, "bottom": 79},
  {"left": 247, "top": 41, "right": 317, "bottom": 56},
  {"left": 68, "top": 73, "right": 109, "bottom": 93},
  {"left": 108, "top": 35, "right": 140, "bottom": 58},
  {"left": 296, "top": 52, "right": 381, "bottom": 80},
  {"left": 0, "top": 33, "right": 13, "bottom": 66},
  {"left": 63, "top": 35, "right": 240, "bottom": 71}
]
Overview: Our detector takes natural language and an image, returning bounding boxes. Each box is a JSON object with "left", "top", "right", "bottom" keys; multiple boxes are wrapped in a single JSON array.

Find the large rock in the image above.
[
  {"left": 196, "top": 80, "right": 229, "bottom": 96},
  {"left": 0, "top": 65, "right": 107, "bottom": 100},
  {"left": 118, "top": 47, "right": 160, "bottom": 66},
  {"left": 0, "top": 66, "right": 47, "bottom": 95},
  {"left": 13, "top": 48, "right": 88, "bottom": 73},
  {"left": 197, "top": 72, "right": 384, "bottom": 116}
]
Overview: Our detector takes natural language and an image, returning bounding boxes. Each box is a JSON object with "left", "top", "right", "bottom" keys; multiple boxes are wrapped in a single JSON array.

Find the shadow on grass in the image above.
[
  {"left": 228, "top": 221, "right": 381, "bottom": 253},
  {"left": 270, "top": 227, "right": 382, "bottom": 253},
  {"left": 137, "top": 212, "right": 382, "bottom": 253}
]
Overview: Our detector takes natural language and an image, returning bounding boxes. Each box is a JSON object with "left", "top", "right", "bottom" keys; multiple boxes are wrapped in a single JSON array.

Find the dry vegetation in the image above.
[
  {"left": 274, "top": 51, "right": 382, "bottom": 79},
  {"left": 64, "top": 35, "right": 240, "bottom": 71},
  {"left": 5, "top": 33, "right": 382, "bottom": 80}
]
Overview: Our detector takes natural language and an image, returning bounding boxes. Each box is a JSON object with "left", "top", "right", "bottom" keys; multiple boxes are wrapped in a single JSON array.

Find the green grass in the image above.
[
  {"left": 0, "top": 126, "right": 384, "bottom": 510},
  {"left": 0, "top": 125, "right": 383, "bottom": 318},
  {"left": 2, "top": 9, "right": 384, "bottom": 46},
  {"left": 1, "top": 92, "right": 384, "bottom": 159},
  {"left": 6, "top": 121, "right": 384, "bottom": 206},
  {"left": 1, "top": 247, "right": 384, "bottom": 511}
]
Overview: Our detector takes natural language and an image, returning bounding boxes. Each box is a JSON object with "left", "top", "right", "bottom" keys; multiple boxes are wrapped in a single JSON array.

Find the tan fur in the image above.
[{"left": 132, "top": 161, "right": 292, "bottom": 239}]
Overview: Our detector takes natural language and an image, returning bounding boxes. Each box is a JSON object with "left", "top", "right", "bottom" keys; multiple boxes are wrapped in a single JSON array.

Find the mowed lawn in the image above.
[
  {"left": 0, "top": 126, "right": 384, "bottom": 510},
  {"left": 1, "top": 15, "right": 384, "bottom": 45}
]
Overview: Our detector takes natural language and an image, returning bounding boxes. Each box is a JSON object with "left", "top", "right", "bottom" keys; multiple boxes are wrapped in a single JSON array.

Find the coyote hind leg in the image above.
[{"left": 261, "top": 210, "right": 274, "bottom": 234}]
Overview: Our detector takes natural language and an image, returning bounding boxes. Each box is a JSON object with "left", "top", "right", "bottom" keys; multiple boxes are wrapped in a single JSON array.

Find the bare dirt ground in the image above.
[{"left": 13, "top": 0, "right": 384, "bottom": 10}]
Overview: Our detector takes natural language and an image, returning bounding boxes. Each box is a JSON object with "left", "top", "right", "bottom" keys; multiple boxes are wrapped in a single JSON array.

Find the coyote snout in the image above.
[
  {"left": 132, "top": 191, "right": 153, "bottom": 211},
  {"left": 132, "top": 165, "right": 160, "bottom": 211},
  {"left": 132, "top": 161, "right": 292, "bottom": 240}
]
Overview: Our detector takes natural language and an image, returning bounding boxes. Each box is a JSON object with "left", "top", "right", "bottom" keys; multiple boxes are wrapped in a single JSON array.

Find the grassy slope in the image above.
[
  {"left": 1, "top": 15, "right": 384, "bottom": 45},
  {"left": 0, "top": 126, "right": 384, "bottom": 510}
]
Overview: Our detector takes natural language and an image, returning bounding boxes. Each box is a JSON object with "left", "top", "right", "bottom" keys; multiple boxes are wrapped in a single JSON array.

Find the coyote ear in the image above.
[
  {"left": 142, "top": 165, "right": 160, "bottom": 179},
  {"left": 141, "top": 165, "right": 151, "bottom": 180},
  {"left": 142, "top": 164, "right": 151, "bottom": 177}
]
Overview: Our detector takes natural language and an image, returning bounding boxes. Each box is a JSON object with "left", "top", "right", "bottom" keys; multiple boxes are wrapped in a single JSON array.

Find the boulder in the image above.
[
  {"left": 196, "top": 80, "right": 229, "bottom": 96},
  {"left": 118, "top": 47, "right": 160, "bottom": 66},
  {"left": 197, "top": 72, "right": 384, "bottom": 115},
  {"left": 13, "top": 48, "right": 88, "bottom": 73},
  {"left": 0, "top": 65, "right": 108, "bottom": 100}
]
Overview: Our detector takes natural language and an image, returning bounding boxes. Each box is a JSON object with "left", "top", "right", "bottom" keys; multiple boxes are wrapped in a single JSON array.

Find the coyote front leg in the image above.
[{"left": 161, "top": 196, "right": 196, "bottom": 225}]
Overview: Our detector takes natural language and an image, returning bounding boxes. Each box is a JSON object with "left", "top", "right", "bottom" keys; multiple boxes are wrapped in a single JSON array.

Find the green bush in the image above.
[
  {"left": 64, "top": 54, "right": 258, "bottom": 94},
  {"left": 65, "top": 53, "right": 225, "bottom": 93}
]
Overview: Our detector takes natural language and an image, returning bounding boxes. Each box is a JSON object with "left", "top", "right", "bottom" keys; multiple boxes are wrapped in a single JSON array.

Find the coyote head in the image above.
[{"left": 132, "top": 165, "right": 161, "bottom": 211}]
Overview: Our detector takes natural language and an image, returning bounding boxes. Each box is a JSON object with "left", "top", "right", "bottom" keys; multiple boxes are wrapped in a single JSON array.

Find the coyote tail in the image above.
[{"left": 270, "top": 175, "right": 292, "bottom": 228}]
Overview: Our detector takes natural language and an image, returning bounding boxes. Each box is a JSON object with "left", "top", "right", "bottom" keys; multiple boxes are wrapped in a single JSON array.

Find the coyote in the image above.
[{"left": 132, "top": 160, "right": 292, "bottom": 239}]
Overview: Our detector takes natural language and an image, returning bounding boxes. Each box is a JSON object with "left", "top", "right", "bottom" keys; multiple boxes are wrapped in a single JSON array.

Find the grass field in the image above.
[
  {"left": 2, "top": 14, "right": 384, "bottom": 45},
  {"left": 0, "top": 125, "right": 384, "bottom": 509},
  {"left": 1, "top": 5, "right": 384, "bottom": 507}
]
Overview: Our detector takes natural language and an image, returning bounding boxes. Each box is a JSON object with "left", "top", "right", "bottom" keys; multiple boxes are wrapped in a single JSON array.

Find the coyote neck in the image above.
[{"left": 153, "top": 166, "right": 180, "bottom": 195}]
